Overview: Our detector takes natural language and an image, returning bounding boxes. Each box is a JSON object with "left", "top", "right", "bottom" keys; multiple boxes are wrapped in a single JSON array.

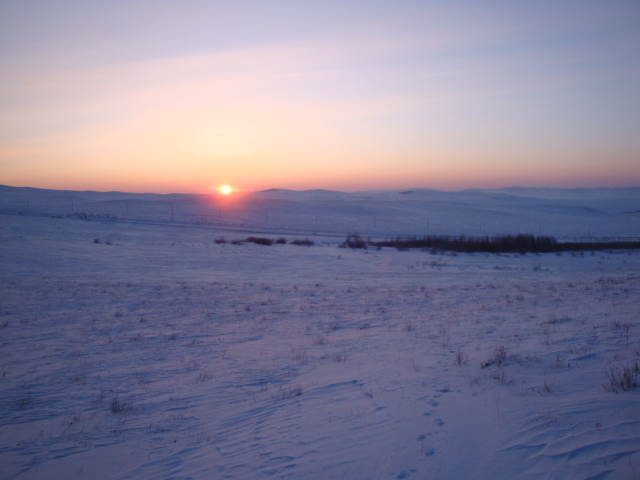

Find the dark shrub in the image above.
[
  {"left": 369, "top": 235, "right": 640, "bottom": 254},
  {"left": 291, "top": 238, "right": 314, "bottom": 246},
  {"left": 246, "top": 236, "right": 274, "bottom": 246},
  {"left": 343, "top": 233, "right": 367, "bottom": 249}
]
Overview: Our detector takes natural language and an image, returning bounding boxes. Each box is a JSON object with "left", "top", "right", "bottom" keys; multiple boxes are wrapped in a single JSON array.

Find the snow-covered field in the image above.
[{"left": 1, "top": 186, "right": 640, "bottom": 479}]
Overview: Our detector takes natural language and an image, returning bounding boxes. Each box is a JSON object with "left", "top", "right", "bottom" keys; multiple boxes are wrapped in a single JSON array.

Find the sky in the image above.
[{"left": 1, "top": 1, "right": 639, "bottom": 194}]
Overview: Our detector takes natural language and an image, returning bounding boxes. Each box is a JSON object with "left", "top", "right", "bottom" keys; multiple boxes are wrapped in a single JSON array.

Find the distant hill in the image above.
[{"left": 1, "top": 184, "right": 639, "bottom": 238}]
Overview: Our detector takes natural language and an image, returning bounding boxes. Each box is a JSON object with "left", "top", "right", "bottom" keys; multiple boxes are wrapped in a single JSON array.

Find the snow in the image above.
[
  {"left": 3, "top": 185, "right": 640, "bottom": 239},
  {"left": 1, "top": 186, "right": 639, "bottom": 479}
]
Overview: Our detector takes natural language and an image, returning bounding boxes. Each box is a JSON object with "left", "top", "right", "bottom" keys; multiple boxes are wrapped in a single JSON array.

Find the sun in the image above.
[{"left": 219, "top": 185, "right": 233, "bottom": 195}]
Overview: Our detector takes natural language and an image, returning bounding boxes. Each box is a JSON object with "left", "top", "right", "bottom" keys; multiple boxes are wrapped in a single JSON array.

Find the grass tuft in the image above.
[
  {"left": 455, "top": 348, "right": 469, "bottom": 366},
  {"left": 110, "top": 396, "right": 133, "bottom": 414},
  {"left": 604, "top": 362, "right": 639, "bottom": 393},
  {"left": 481, "top": 346, "right": 509, "bottom": 368}
]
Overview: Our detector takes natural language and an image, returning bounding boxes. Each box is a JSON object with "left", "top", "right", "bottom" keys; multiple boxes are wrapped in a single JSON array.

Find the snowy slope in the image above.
[
  {"left": 1, "top": 185, "right": 639, "bottom": 239},
  {"left": 1, "top": 188, "right": 639, "bottom": 479}
]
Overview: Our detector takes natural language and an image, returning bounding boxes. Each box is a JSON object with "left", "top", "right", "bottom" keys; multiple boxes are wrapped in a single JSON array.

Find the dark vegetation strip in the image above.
[
  {"left": 341, "top": 233, "right": 640, "bottom": 254},
  {"left": 215, "top": 236, "right": 315, "bottom": 246}
]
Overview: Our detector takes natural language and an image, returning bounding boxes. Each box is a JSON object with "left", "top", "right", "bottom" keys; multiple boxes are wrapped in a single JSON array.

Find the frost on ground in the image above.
[{"left": 1, "top": 214, "right": 639, "bottom": 479}]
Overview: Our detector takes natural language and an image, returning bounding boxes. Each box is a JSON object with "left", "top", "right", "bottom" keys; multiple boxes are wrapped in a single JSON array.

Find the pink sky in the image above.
[{"left": 1, "top": 1, "right": 639, "bottom": 193}]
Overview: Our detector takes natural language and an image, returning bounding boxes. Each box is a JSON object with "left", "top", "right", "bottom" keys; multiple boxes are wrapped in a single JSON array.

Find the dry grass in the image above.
[{"left": 604, "top": 362, "right": 639, "bottom": 393}]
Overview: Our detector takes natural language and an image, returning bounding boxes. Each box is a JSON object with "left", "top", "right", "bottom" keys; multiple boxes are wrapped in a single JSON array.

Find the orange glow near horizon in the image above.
[{"left": 1, "top": 3, "right": 639, "bottom": 193}]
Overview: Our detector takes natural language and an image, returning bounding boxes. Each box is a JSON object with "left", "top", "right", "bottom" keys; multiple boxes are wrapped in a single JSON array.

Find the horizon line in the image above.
[{"left": 2, "top": 183, "right": 640, "bottom": 196}]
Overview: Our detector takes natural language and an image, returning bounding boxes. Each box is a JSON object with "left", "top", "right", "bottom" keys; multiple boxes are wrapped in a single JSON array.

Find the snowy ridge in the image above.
[{"left": 1, "top": 185, "right": 639, "bottom": 239}]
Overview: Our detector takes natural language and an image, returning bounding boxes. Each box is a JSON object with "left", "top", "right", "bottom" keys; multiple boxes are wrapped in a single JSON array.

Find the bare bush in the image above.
[
  {"left": 604, "top": 362, "right": 639, "bottom": 393},
  {"left": 312, "top": 335, "right": 329, "bottom": 345},
  {"left": 195, "top": 371, "right": 213, "bottom": 383},
  {"left": 403, "top": 321, "right": 415, "bottom": 332},
  {"left": 492, "top": 371, "right": 513, "bottom": 384},
  {"left": 536, "top": 377, "right": 557, "bottom": 394},
  {"left": 343, "top": 233, "right": 368, "bottom": 249},
  {"left": 455, "top": 348, "right": 469, "bottom": 366},
  {"left": 481, "top": 346, "right": 509, "bottom": 368},
  {"left": 246, "top": 236, "right": 274, "bottom": 246},
  {"left": 291, "top": 238, "right": 314, "bottom": 246},
  {"left": 332, "top": 353, "right": 348, "bottom": 363},
  {"left": 110, "top": 396, "right": 132, "bottom": 414}
]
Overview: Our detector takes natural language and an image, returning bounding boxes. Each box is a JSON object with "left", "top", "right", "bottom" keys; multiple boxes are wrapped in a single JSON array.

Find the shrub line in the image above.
[{"left": 341, "top": 233, "right": 640, "bottom": 254}]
